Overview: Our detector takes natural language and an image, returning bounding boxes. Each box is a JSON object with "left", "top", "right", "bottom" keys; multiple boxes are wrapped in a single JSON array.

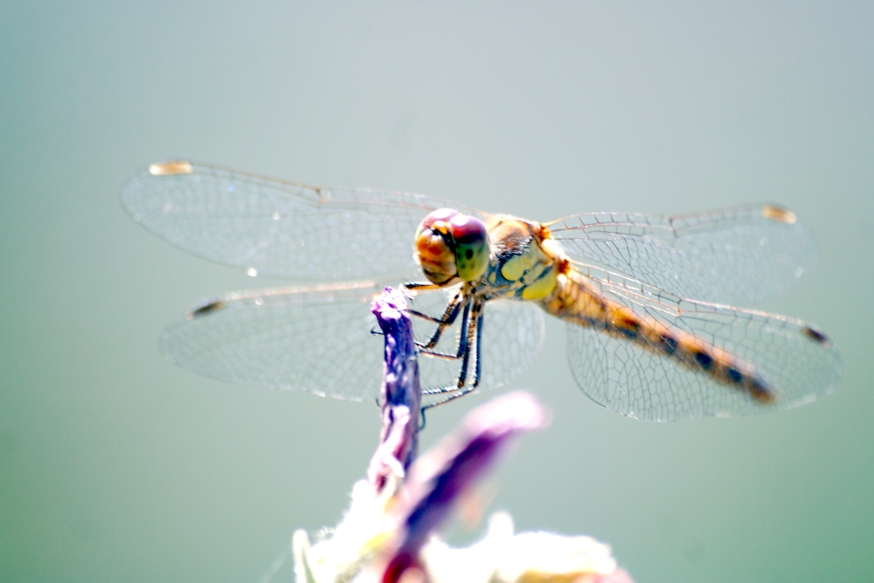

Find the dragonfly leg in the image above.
[
  {"left": 403, "top": 281, "right": 444, "bottom": 292},
  {"left": 404, "top": 281, "right": 474, "bottom": 349},
  {"left": 419, "top": 298, "right": 471, "bottom": 362},
  {"left": 472, "top": 302, "right": 483, "bottom": 384},
  {"left": 408, "top": 290, "right": 465, "bottom": 350},
  {"left": 421, "top": 301, "right": 485, "bottom": 411}
]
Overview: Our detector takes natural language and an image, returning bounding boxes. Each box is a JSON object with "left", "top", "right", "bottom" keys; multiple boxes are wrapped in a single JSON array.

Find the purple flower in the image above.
[
  {"left": 292, "top": 288, "right": 634, "bottom": 583},
  {"left": 382, "top": 391, "right": 548, "bottom": 583}
]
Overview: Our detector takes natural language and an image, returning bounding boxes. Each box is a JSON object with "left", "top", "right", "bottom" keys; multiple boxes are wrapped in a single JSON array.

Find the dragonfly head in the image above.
[{"left": 415, "top": 208, "right": 490, "bottom": 285}]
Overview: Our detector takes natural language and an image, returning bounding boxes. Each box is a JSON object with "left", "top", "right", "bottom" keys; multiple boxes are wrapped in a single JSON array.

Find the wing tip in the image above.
[
  {"left": 148, "top": 160, "right": 194, "bottom": 176},
  {"left": 187, "top": 300, "right": 228, "bottom": 320},
  {"left": 761, "top": 204, "right": 797, "bottom": 225},
  {"left": 801, "top": 324, "right": 832, "bottom": 348}
]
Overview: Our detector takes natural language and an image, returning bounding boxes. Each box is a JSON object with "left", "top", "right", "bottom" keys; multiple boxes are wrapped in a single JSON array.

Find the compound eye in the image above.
[
  {"left": 414, "top": 208, "right": 461, "bottom": 285},
  {"left": 415, "top": 208, "right": 458, "bottom": 238},
  {"left": 449, "top": 213, "right": 489, "bottom": 282}
]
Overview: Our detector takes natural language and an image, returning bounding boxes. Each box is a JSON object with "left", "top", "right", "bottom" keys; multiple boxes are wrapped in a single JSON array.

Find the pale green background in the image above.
[{"left": 1, "top": 2, "right": 872, "bottom": 582}]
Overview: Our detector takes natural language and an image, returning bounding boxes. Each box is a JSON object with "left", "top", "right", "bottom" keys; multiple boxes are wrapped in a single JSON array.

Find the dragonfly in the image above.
[{"left": 121, "top": 160, "right": 841, "bottom": 421}]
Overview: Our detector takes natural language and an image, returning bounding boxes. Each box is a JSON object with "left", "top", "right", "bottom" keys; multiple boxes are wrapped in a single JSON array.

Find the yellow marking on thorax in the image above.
[
  {"left": 521, "top": 268, "right": 557, "bottom": 300},
  {"left": 500, "top": 252, "right": 534, "bottom": 282},
  {"left": 485, "top": 217, "right": 561, "bottom": 301}
]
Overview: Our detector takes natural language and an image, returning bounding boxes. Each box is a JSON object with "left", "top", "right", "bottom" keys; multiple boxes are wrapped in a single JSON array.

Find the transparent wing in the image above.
[
  {"left": 159, "top": 282, "right": 545, "bottom": 401},
  {"left": 160, "top": 282, "right": 384, "bottom": 400},
  {"left": 121, "top": 160, "right": 486, "bottom": 282},
  {"left": 565, "top": 266, "right": 841, "bottom": 421},
  {"left": 548, "top": 205, "right": 817, "bottom": 306}
]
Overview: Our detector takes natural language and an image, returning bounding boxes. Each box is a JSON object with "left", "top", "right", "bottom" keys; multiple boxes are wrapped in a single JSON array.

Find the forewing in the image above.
[
  {"left": 565, "top": 266, "right": 841, "bottom": 421},
  {"left": 548, "top": 205, "right": 817, "bottom": 306},
  {"left": 160, "top": 282, "right": 386, "bottom": 401},
  {"left": 121, "top": 161, "right": 484, "bottom": 282},
  {"left": 159, "top": 282, "right": 545, "bottom": 401}
]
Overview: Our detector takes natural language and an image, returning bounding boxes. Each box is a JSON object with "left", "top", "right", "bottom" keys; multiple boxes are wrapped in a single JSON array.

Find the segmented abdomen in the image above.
[{"left": 540, "top": 271, "right": 774, "bottom": 404}]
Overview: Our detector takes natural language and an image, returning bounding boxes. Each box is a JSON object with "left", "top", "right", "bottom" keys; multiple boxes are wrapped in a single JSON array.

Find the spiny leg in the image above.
[
  {"left": 407, "top": 289, "right": 466, "bottom": 350},
  {"left": 403, "top": 281, "right": 443, "bottom": 292},
  {"left": 418, "top": 297, "right": 472, "bottom": 362},
  {"left": 422, "top": 300, "right": 486, "bottom": 411}
]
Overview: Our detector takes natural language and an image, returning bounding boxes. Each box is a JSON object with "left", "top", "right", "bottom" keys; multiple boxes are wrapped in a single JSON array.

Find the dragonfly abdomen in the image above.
[{"left": 541, "top": 271, "right": 775, "bottom": 404}]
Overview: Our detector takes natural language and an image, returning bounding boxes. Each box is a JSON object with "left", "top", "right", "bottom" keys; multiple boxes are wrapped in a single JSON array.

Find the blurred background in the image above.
[{"left": 1, "top": 2, "right": 872, "bottom": 582}]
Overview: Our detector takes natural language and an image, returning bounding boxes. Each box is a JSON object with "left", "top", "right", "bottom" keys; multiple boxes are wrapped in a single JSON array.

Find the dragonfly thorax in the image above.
[{"left": 477, "top": 216, "right": 564, "bottom": 302}]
